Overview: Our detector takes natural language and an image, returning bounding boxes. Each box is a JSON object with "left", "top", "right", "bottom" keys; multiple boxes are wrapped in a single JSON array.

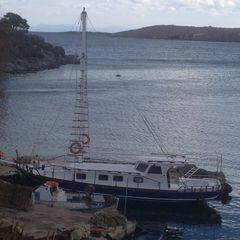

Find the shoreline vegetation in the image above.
[
  {"left": 0, "top": 12, "right": 78, "bottom": 74},
  {"left": 112, "top": 25, "right": 240, "bottom": 42}
]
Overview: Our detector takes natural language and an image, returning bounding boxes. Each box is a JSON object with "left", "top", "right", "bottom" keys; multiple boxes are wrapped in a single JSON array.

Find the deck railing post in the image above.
[
  {"left": 94, "top": 171, "right": 96, "bottom": 185},
  {"left": 124, "top": 178, "right": 129, "bottom": 216},
  {"left": 52, "top": 166, "right": 55, "bottom": 178}
]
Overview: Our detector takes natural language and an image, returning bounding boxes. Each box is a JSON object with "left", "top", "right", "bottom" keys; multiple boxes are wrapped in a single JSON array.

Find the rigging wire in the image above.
[
  {"left": 141, "top": 114, "right": 168, "bottom": 154},
  {"left": 119, "top": 78, "right": 169, "bottom": 154},
  {"left": 31, "top": 15, "right": 83, "bottom": 156},
  {"left": 87, "top": 15, "right": 97, "bottom": 33}
]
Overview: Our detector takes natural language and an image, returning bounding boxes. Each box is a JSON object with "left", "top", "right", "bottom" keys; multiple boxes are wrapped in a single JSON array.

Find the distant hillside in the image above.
[{"left": 112, "top": 25, "right": 240, "bottom": 43}]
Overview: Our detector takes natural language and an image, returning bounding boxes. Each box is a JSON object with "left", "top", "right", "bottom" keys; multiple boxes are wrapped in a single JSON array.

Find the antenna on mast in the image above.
[{"left": 69, "top": 7, "right": 90, "bottom": 161}]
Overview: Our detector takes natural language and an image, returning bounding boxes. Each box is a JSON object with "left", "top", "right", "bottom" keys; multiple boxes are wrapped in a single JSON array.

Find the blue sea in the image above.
[{"left": 0, "top": 32, "right": 240, "bottom": 239}]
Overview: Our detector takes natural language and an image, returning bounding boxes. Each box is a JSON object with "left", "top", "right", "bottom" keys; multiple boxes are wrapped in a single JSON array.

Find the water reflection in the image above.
[
  {"left": 122, "top": 202, "right": 221, "bottom": 226},
  {"left": 119, "top": 202, "right": 222, "bottom": 240}
]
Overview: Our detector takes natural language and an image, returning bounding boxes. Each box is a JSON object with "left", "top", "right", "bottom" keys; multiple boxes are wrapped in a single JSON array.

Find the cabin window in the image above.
[
  {"left": 133, "top": 177, "right": 143, "bottom": 183},
  {"left": 148, "top": 165, "right": 162, "bottom": 174},
  {"left": 99, "top": 174, "right": 108, "bottom": 181},
  {"left": 113, "top": 175, "right": 123, "bottom": 182},
  {"left": 76, "top": 173, "right": 86, "bottom": 180},
  {"left": 136, "top": 162, "right": 148, "bottom": 172}
]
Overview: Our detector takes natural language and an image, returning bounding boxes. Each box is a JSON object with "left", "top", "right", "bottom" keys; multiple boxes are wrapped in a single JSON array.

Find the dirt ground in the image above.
[
  {"left": 0, "top": 163, "right": 15, "bottom": 176},
  {"left": 0, "top": 204, "right": 92, "bottom": 234}
]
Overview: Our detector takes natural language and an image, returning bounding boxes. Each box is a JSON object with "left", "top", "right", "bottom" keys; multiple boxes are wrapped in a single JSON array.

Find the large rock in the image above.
[
  {"left": 0, "top": 180, "right": 33, "bottom": 210},
  {"left": 90, "top": 208, "right": 127, "bottom": 227}
]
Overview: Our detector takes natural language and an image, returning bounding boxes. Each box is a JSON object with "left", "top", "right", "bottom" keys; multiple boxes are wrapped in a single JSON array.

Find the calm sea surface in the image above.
[{"left": 0, "top": 32, "right": 240, "bottom": 239}]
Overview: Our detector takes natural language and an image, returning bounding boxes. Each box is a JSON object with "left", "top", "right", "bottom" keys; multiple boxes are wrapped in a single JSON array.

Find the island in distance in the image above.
[{"left": 112, "top": 25, "right": 240, "bottom": 43}]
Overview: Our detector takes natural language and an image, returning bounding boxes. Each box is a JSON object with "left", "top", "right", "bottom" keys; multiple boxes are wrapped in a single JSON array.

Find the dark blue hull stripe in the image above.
[
  {"left": 21, "top": 171, "right": 220, "bottom": 202},
  {"left": 57, "top": 178, "right": 219, "bottom": 202}
]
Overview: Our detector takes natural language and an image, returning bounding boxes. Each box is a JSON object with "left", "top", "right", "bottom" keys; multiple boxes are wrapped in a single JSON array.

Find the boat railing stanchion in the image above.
[
  {"left": 220, "top": 154, "right": 223, "bottom": 172},
  {"left": 15, "top": 149, "right": 19, "bottom": 162},
  {"left": 216, "top": 154, "right": 219, "bottom": 172},
  {"left": 124, "top": 178, "right": 129, "bottom": 216},
  {"left": 93, "top": 171, "right": 96, "bottom": 185},
  {"left": 52, "top": 166, "right": 55, "bottom": 178}
]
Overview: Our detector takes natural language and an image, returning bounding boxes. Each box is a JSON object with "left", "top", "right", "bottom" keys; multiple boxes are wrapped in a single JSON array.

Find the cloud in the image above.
[
  {"left": 0, "top": 0, "right": 239, "bottom": 30},
  {"left": 124, "top": 0, "right": 238, "bottom": 11},
  {"left": 1, "top": 0, "right": 238, "bottom": 15},
  {"left": 175, "top": 0, "right": 236, "bottom": 10}
]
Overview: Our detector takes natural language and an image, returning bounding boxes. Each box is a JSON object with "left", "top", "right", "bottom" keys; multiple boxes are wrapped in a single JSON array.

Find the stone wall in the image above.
[{"left": 0, "top": 180, "right": 32, "bottom": 210}]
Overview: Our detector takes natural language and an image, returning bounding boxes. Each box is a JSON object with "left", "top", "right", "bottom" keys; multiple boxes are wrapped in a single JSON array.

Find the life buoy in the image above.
[
  {"left": 46, "top": 181, "right": 58, "bottom": 187},
  {"left": 82, "top": 134, "right": 90, "bottom": 145},
  {"left": 69, "top": 142, "right": 83, "bottom": 154}
]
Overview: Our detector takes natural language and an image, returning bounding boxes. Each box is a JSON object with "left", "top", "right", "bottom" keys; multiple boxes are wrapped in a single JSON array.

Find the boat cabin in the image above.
[
  {"left": 67, "top": 155, "right": 187, "bottom": 190},
  {"left": 20, "top": 154, "right": 189, "bottom": 191}
]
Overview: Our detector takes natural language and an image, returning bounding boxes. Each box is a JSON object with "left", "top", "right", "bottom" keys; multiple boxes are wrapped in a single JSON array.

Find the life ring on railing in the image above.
[
  {"left": 69, "top": 142, "right": 83, "bottom": 154},
  {"left": 82, "top": 134, "right": 90, "bottom": 145}
]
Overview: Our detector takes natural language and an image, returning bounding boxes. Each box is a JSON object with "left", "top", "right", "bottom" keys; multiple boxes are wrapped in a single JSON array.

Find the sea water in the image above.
[{"left": 0, "top": 32, "right": 240, "bottom": 239}]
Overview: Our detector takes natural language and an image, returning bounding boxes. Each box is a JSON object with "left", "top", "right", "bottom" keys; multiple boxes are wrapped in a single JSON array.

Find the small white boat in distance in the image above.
[{"left": 33, "top": 181, "right": 119, "bottom": 211}]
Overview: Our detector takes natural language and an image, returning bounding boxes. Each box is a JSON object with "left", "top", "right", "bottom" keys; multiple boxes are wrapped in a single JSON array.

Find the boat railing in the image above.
[
  {"left": 189, "top": 174, "right": 225, "bottom": 182},
  {"left": 178, "top": 177, "right": 187, "bottom": 187},
  {"left": 45, "top": 154, "right": 69, "bottom": 162},
  {"left": 85, "top": 158, "right": 135, "bottom": 165},
  {"left": 151, "top": 153, "right": 186, "bottom": 158}
]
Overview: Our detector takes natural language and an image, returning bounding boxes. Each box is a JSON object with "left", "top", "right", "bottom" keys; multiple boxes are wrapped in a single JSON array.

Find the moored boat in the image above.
[
  {"left": 15, "top": 8, "right": 232, "bottom": 204},
  {"left": 16, "top": 153, "right": 232, "bottom": 203},
  {"left": 33, "top": 180, "right": 119, "bottom": 211}
]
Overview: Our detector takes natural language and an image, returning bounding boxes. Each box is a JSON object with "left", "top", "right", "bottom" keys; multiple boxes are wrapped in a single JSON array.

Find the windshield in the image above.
[{"left": 136, "top": 162, "right": 148, "bottom": 172}]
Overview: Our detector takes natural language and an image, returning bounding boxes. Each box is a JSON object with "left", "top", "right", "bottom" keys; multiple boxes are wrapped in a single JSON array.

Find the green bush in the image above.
[{"left": 0, "top": 11, "right": 66, "bottom": 67}]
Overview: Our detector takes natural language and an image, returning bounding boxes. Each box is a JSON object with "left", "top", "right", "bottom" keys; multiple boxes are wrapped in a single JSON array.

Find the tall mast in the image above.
[
  {"left": 81, "top": 7, "right": 87, "bottom": 75},
  {"left": 70, "top": 7, "right": 90, "bottom": 161}
]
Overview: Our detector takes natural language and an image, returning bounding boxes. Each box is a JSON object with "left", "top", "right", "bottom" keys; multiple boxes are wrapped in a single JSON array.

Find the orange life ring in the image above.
[
  {"left": 69, "top": 142, "right": 83, "bottom": 154},
  {"left": 82, "top": 134, "right": 90, "bottom": 145},
  {"left": 46, "top": 181, "right": 58, "bottom": 187}
]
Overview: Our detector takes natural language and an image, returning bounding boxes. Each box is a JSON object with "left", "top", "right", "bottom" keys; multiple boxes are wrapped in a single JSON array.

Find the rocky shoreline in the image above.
[
  {"left": 0, "top": 161, "right": 136, "bottom": 240},
  {"left": 0, "top": 12, "right": 80, "bottom": 75},
  {"left": 0, "top": 54, "right": 79, "bottom": 74}
]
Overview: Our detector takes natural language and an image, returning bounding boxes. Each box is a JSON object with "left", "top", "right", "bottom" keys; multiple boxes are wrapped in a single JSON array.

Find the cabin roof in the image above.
[
  {"left": 68, "top": 162, "right": 139, "bottom": 174},
  {"left": 135, "top": 154, "right": 186, "bottom": 164},
  {"left": 54, "top": 154, "right": 186, "bottom": 174},
  {"left": 46, "top": 154, "right": 186, "bottom": 175}
]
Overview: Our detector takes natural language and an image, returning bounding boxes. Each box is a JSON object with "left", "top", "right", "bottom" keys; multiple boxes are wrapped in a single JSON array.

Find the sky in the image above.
[{"left": 0, "top": 0, "right": 240, "bottom": 32}]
